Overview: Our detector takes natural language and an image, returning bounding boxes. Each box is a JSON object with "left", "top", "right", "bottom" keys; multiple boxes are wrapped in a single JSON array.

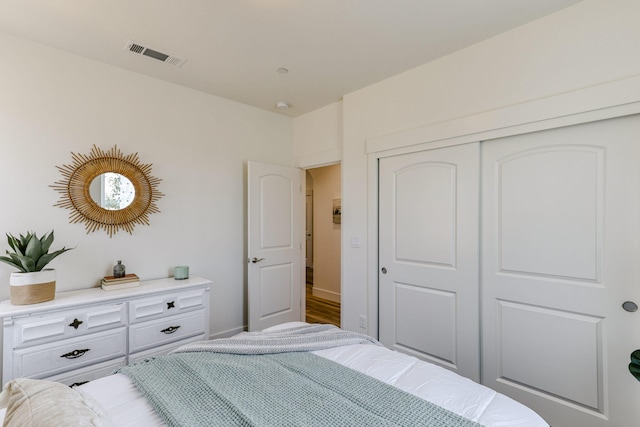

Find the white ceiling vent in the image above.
[{"left": 124, "top": 40, "right": 186, "bottom": 67}]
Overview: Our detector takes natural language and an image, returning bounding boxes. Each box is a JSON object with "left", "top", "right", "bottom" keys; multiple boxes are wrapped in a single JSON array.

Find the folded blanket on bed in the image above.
[
  {"left": 170, "top": 323, "right": 381, "bottom": 355},
  {"left": 117, "top": 351, "right": 482, "bottom": 427}
]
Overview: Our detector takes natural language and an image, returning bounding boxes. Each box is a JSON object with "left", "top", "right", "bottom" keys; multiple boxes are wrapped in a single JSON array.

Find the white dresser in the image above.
[{"left": 0, "top": 276, "right": 211, "bottom": 387}]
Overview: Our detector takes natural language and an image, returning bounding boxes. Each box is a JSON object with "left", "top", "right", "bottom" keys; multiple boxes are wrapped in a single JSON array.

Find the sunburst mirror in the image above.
[{"left": 52, "top": 145, "right": 164, "bottom": 237}]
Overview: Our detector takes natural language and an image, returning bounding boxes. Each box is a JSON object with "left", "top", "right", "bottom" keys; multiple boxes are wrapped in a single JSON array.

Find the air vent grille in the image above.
[
  {"left": 124, "top": 40, "right": 186, "bottom": 67},
  {"left": 128, "top": 43, "right": 145, "bottom": 54}
]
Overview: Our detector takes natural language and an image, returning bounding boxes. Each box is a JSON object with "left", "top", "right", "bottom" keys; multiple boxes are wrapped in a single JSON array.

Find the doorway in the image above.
[{"left": 305, "top": 164, "right": 341, "bottom": 327}]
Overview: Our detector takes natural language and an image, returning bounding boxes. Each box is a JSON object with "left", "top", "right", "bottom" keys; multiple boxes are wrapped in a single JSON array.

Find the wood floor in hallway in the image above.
[{"left": 305, "top": 282, "right": 340, "bottom": 327}]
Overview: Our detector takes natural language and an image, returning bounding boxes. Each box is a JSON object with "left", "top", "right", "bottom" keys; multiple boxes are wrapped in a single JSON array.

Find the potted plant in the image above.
[
  {"left": 0, "top": 231, "right": 74, "bottom": 305},
  {"left": 630, "top": 350, "right": 640, "bottom": 382}
]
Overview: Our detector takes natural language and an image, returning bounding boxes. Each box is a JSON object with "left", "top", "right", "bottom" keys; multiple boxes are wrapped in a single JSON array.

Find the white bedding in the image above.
[
  {"left": 77, "top": 322, "right": 547, "bottom": 427},
  {"left": 0, "top": 322, "right": 548, "bottom": 426}
]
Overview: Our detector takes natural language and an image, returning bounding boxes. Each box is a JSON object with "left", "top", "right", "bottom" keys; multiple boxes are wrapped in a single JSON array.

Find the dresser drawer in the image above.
[
  {"left": 12, "top": 303, "right": 126, "bottom": 348},
  {"left": 45, "top": 357, "right": 126, "bottom": 387},
  {"left": 13, "top": 327, "right": 127, "bottom": 379},
  {"left": 129, "top": 288, "right": 206, "bottom": 323},
  {"left": 128, "top": 334, "right": 205, "bottom": 364},
  {"left": 129, "top": 309, "right": 205, "bottom": 353}
]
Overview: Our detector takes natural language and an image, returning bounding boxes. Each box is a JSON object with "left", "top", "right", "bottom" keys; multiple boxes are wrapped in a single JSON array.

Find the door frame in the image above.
[
  {"left": 366, "top": 76, "right": 640, "bottom": 339},
  {"left": 246, "top": 160, "right": 343, "bottom": 331},
  {"left": 305, "top": 189, "right": 313, "bottom": 270}
]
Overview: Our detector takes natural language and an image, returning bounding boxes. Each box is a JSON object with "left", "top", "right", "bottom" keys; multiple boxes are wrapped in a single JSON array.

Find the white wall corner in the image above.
[{"left": 296, "top": 148, "right": 342, "bottom": 169}]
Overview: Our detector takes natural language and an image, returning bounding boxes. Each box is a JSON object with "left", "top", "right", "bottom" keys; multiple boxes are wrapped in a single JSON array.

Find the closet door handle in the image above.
[
  {"left": 623, "top": 301, "right": 638, "bottom": 312},
  {"left": 161, "top": 326, "right": 181, "bottom": 334},
  {"left": 250, "top": 257, "right": 265, "bottom": 264},
  {"left": 61, "top": 349, "right": 90, "bottom": 359}
]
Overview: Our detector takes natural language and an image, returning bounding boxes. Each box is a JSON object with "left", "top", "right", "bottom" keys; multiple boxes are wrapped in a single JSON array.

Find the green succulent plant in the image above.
[
  {"left": 0, "top": 231, "right": 74, "bottom": 273},
  {"left": 630, "top": 350, "right": 640, "bottom": 382}
]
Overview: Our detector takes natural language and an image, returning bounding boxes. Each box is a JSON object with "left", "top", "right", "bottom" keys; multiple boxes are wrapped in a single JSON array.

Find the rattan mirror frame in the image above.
[{"left": 52, "top": 145, "right": 163, "bottom": 237}]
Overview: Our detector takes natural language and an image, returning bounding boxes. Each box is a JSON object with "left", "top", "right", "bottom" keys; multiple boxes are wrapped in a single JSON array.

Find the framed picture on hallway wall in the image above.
[{"left": 333, "top": 198, "right": 341, "bottom": 224}]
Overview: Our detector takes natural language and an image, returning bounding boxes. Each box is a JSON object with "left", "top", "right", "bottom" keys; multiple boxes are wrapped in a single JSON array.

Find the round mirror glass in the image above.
[{"left": 89, "top": 172, "right": 136, "bottom": 210}]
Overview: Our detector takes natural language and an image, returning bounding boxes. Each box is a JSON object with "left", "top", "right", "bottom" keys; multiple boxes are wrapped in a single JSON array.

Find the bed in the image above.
[{"left": 0, "top": 322, "right": 548, "bottom": 426}]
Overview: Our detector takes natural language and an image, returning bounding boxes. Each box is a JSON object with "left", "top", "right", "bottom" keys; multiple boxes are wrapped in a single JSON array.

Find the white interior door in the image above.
[
  {"left": 481, "top": 115, "right": 640, "bottom": 427},
  {"left": 247, "top": 161, "right": 304, "bottom": 331},
  {"left": 379, "top": 142, "right": 480, "bottom": 381}
]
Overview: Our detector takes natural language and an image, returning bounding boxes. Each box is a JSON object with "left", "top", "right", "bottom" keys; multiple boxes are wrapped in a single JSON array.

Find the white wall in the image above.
[
  {"left": 292, "top": 0, "right": 640, "bottom": 333},
  {"left": 293, "top": 102, "right": 342, "bottom": 168},
  {"left": 307, "top": 164, "right": 341, "bottom": 302},
  {"left": 0, "top": 32, "right": 293, "bottom": 339},
  {"left": 4, "top": 0, "right": 638, "bottom": 346}
]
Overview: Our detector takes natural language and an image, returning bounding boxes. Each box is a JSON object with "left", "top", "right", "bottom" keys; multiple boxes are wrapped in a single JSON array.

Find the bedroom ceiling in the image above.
[{"left": 0, "top": 0, "right": 582, "bottom": 117}]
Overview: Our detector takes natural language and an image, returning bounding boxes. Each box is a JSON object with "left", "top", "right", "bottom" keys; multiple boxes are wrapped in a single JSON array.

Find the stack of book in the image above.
[{"left": 101, "top": 273, "right": 140, "bottom": 291}]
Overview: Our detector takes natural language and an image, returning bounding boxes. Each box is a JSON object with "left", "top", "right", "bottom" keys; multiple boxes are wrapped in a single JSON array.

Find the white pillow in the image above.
[{"left": 0, "top": 378, "right": 113, "bottom": 427}]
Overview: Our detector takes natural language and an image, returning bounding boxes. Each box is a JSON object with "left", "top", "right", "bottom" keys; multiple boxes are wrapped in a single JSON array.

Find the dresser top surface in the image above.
[{"left": 0, "top": 276, "right": 212, "bottom": 318}]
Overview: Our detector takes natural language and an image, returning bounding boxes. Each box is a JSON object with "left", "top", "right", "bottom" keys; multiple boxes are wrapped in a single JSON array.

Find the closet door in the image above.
[
  {"left": 379, "top": 142, "right": 479, "bottom": 381},
  {"left": 481, "top": 115, "right": 640, "bottom": 427}
]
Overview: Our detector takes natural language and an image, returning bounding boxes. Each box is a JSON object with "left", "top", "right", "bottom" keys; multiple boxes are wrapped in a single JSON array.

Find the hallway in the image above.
[{"left": 305, "top": 269, "right": 340, "bottom": 327}]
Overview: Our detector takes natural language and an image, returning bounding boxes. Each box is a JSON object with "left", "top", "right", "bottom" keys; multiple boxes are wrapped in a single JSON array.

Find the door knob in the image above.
[
  {"left": 622, "top": 301, "right": 638, "bottom": 312},
  {"left": 381, "top": 267, "right": 387, "bottom": 274},
  {"left": 250, "top": 257, "right": 265, "bottom": 264}
]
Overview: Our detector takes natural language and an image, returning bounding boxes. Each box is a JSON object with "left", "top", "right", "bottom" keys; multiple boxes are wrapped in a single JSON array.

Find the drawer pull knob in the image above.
[
  {"left": 161, "top": 326, "right": 180, "bottom": 334},
  {"left": 68, "top": 318, "right": 83, "bottom": 330},
  {"left": 167, "top": 301, "right": 175, "bottom": 309},
  {"left": 70, "top": 381, "right": 89, "bottom": 388},
  {"left": 61, "top": 349, "right": 90, "bottom": 359}
]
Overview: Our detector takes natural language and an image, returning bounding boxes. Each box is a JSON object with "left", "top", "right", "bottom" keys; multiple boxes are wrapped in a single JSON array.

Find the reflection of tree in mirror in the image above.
[
  {"left": 52, "top": 144, "right": 164, "bottom": 236},
  {"left": 103, "top": 173, "right": 135, "bottom": 210}
]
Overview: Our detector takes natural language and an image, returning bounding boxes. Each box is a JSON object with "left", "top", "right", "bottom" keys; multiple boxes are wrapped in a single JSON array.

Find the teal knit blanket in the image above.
[{"left": 117, "top": 351, "right": 482, "bottom": 427}]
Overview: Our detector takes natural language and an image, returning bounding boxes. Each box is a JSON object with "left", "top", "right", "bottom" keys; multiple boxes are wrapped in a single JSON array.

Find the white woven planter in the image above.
[{"left": 9, "top": 269, "right": 56, "bottom": 305}]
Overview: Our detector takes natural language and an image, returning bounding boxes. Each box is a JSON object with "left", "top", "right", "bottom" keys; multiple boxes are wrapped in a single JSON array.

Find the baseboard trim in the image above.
[
  {"left": 209, "top": 325, "right": 245, "bottom": 340},
  {"left": 312, "top": 287, "right": 341, "bottom": 303}
]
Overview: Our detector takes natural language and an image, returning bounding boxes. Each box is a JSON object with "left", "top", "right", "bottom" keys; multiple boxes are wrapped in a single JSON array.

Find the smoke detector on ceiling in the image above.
[{"left": 124, "top": 40, "right": 186, "bottom": 67}]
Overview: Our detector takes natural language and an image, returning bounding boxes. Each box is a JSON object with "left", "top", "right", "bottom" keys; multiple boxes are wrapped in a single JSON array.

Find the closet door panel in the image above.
[
  {"left": 379, "top": 142, "right": 479, "bottom": 381},
  {"left": 498, "top": 146, "right": 600, "bottom": 280},
  {"left": 395, "top": 164, "right": 455, "bottom": 266},
  {"left": 395, "top": 284, "right": 456, "bottom": 364},
  {"left": 498, "top": 301, "right": 602, "bottom": 410},
  {"left": 482, "top": 115, "right": 640, "bottom": 427}
]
